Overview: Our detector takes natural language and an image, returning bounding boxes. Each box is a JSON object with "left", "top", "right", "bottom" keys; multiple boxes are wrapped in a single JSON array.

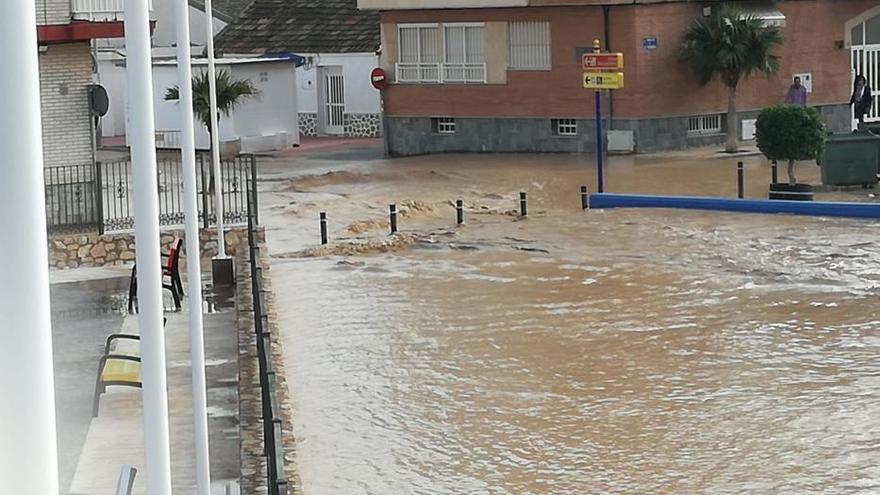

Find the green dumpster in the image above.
[{"left": 819, "top": 132, "right": 880, "bottom": 186}]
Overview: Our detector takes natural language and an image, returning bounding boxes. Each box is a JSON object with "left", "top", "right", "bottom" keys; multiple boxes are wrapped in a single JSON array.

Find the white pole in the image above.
[
  {"left": 204, "top": 0, "right": 226, "bottom": 258},
  {"left": 123, "top": 1, "right": 173, "bottom": 494},
  {"left": 176, "top": 1, "right": 213, "bottom": 493},
  {"left": 0, "top": 3, "right": 60, "bottom": 495}
]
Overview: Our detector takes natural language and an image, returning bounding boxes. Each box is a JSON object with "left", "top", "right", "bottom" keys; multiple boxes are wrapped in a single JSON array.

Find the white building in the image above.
[
  {"left": 139, "top": 56, "right": 301, "bottom": 154},
  {"left": 215, "top": 0, "right": 382, "bottom": 138}
]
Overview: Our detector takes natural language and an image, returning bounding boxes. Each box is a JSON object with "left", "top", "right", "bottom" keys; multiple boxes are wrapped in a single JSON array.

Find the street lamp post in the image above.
[
  {"left": 176, "top": 1, "right": 213, "bottom": 493},
  {"left": 0, "top": 3, "right": 60, "bottom": 494},
  {"left": 123, "top": 1, "right": 174, "bottom": 494}
]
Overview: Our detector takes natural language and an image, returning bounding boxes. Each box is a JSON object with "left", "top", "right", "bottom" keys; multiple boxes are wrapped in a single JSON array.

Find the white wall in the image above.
[
  {"left": 297, "top": 52, "right": 381, "bottom": 115},
  {"left": 98, "top": 58, "right": 127, "bottom": 138},
  {"left": 150, "top": 1, "right": 226, "bottom": 48},
  {"left": 146, "top": 60, "right": 299, "bottom": 153}
]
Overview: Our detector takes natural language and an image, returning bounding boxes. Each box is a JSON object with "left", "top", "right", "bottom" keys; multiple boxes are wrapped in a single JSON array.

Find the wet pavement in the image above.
[{"left": 258, "top": 143, "right": 880, "bottom": 494}]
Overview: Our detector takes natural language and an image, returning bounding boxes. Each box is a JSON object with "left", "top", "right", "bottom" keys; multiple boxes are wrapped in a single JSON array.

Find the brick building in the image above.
[
  {"left": 361, "top": 0, "right": 880, "bottom": 155},
  {"left": 36, "top": 0, "right": 128, "bottom": 167}
]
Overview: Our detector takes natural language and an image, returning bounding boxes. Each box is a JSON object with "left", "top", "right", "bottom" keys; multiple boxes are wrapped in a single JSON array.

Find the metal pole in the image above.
[
  {"left": 389, "top": 204, "right": 398, "bottom": 233},
  {"left": 320, "top": 212, "right": 328, "bottom": 245},
  {"left": 581, "top": 186, "right": 589, "bottom": 210},
  {"left": 594, "top": 40, "right": 605, "bottom": 194},
  {"left": 205, "top": 0, "right": 226, "bottom": 258},
  {"left": 456, "top": 199, "right": 464, "bottom": 225},
  {"left": 737, "top": 161, "right": 745, "bottom": 199},
  {"left": 123, "top": 1, "right": 173, "bottom": 493},
  {"left": 0, "top": 3, "right": 60, "bottom": 493},
  {"left": 519, "top": 192, "right": 528, "bottom": 217},
  {"left": 771, "top": 160, "right": 778, "bottom": 185},
  {"left": 176, "top": 2, "right": 212, "bottom": 493}
]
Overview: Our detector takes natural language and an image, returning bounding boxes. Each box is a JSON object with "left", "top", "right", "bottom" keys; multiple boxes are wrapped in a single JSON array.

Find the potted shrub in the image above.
[{"left": 755, "top": 105, "right": 825, "bottom": 199}]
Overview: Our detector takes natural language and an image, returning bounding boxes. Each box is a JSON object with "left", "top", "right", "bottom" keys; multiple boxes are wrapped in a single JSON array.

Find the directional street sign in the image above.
[
  {"left": 582, "top": 53, "right": 624, "bottom": 70},
  {"left": 583, "top": 72, "right": 624, "bottom": 90}
]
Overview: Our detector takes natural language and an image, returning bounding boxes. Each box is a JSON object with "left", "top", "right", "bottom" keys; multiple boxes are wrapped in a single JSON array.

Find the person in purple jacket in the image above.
[{"left": 784, "top": 76, "right": 807, "bottom": 106}]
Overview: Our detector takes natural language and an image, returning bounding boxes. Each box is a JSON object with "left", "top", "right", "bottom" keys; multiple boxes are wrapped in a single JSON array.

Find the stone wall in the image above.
[
  {"left": 299, "top": 113, "right": 318, "bottom": 137},
  {"left": 386, "top": 104, "right": 851, "bottom": 156},
  {"left": 344, "top": 113, "right": 383, "bottom": 137},
  {"left": 47, "top": 226, "right": 264, "bottom": 270}
]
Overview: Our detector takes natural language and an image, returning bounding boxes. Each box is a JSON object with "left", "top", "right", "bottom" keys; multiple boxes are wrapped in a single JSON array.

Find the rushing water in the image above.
[{"left": 264, "top": 152, "right": 880, "bottom": 494}]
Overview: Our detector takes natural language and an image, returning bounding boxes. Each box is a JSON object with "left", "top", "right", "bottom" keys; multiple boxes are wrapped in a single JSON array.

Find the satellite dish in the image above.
[{"left": 88, "top": 85, "right": 109, "bottom": 117}]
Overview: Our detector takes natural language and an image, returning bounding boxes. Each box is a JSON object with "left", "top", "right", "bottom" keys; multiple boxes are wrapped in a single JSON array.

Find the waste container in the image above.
[{"left": 819, "top": 132, "right": 880, "bottom": 187}]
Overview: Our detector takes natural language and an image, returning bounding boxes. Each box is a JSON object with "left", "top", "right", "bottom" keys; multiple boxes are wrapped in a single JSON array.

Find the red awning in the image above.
[{"left": 37, "top": 21, "right": 155, "bottom": 44}]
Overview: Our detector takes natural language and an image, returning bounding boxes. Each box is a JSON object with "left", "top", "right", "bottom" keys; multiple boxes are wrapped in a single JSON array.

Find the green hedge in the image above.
[{"left": 755, "top": 105, "right": 825, "bottom": 162}]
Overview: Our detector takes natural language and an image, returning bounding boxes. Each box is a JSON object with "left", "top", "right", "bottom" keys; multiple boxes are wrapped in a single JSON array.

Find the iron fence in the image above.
[
  {"left": 45, "top": 154, "right": 256, "bottom": 234},
  {"left": 246, "top": 186, "right": 288, "bottom": 495}
]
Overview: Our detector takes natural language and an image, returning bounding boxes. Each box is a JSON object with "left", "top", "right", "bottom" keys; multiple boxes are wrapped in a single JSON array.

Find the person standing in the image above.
[
  {"left": 784, "top": 76, "right": 808, "bottom": 106},
  {"left": 851, "top": 75, "right": 873, "bottom": 124}
]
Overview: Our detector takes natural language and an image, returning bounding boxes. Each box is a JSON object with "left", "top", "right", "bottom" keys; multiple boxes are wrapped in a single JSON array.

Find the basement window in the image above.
[
  {"left": 433, "top": 117, "right": 457, "bottom": 134},
  {"left": 687, "top": 114, "right": 723, "bottom": 136},
  {"left": 554, "top": 119, "right": 577, "bottom": 136}
]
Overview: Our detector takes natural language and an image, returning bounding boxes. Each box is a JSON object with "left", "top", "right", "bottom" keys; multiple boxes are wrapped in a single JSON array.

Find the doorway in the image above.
[{"left": 318, "top": 66, "right": 345, "bottom": 135}]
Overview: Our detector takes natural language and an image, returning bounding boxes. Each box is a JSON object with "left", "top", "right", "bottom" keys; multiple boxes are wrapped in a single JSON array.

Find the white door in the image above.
[{"left": 320, "top": 66, "right": 345, "bottom": 135}]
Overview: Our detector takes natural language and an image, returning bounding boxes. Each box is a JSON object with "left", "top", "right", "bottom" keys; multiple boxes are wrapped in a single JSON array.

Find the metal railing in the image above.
[
  {"left": 246, "top": 182, "right": 288, "bottom": 495},
  {"left": 396, "top": 63, "right": 442, "bottom": 83},
  {"left": 44, "top": 154, "right": 256, "bottom": 235},
  {"left": 70, "top": 0, "right": 153, "bottom": 21},
  {"left": 396, "top": 62, "right": 486, "bottom": 84}
]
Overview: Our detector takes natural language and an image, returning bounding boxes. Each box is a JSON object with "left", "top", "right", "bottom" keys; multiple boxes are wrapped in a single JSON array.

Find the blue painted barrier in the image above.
[{"left": 588, "top": 193, "right": 880, "bottom": 219}]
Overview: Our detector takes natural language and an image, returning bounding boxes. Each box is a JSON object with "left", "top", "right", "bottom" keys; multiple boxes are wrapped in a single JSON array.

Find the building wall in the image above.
[
  {"left": 297, "top": 53, "right": 383, "bottom": 137},
  {"left": 35, "top": 0, "right": 70, "bottom": 25},
  {"left": 39, "top": 43, "right": 95, "bottom": 167},
  {"left": 149, "top": 1, "right": 226, "bottom": 48},
  {"left": 379, "top": 0, "right": 879, "bottom": 154}
]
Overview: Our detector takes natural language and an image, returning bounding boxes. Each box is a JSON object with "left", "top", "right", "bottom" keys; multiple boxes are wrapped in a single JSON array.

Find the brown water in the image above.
[{"left": 263, "top": 151, "right": 880, "bottom": 494}]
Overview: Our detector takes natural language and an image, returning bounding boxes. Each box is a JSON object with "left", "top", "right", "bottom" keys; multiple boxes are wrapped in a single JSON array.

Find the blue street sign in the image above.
[{"left": 643, "top": 37, "right": 658, "bottom": 50}]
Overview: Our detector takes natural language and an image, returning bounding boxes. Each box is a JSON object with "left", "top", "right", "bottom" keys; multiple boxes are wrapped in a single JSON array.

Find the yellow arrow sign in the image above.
[{"left": 583, "top": 71, "right": 624, "bottom": 90}]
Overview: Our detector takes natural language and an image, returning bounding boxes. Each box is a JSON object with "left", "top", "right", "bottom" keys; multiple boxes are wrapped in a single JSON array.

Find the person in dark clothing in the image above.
[{"left": 851, "top": 75, "right": 873, "bottom": 124}]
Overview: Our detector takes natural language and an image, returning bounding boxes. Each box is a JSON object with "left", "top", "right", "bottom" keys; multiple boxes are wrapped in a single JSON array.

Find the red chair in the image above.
[{"left": 128, "top": 238, "right": 184, "bottom": 313}]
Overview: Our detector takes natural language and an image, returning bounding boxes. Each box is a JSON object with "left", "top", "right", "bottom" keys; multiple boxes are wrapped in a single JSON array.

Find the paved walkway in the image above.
[{"left": 66, "top": 298, "right": 240, "bottom": 494}]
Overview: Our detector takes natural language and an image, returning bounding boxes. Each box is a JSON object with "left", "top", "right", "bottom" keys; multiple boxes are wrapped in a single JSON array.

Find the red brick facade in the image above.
[{"left": 381, "top": 0, "right": 878, "bottom": 119}]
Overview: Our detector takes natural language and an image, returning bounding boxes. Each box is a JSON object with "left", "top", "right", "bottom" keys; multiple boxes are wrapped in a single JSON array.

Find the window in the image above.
[
  {"left": 687, "top": 114, "right": 723, "bottom": 136},
  {"left": 443, "top": 23, "right": 486, "bottom": 83},
  {"left": 554, "top": 119, "right": 577, "bottom": 136},
  {"left": 398, "top": 24, "right": 442, "bottom": 83},
  {"left": 396, "top": 22, "right": 485, "bottom": 84},
  {"left": 259, "top": 71, "right": 269, "bottom": 82},
  {"left": 508, "top": 21, "right": 551, "bottom": 70},
  {"left": 433, "top": 117, "right": 456, "bottom": 134}
]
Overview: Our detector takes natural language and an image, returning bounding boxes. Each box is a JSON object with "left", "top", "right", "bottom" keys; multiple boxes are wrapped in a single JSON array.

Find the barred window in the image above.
[
  {"left": 509, "top": 21, "right": 551, "bottom": 70},
  {"left": 687, "top": 114, "right": 723, "bottom": 136},
  {"left": 433, "top": 117, "right": 457, "bottom": 134},
  {"left": 554, "top": 119, "right": 577, "bottom": 136}
]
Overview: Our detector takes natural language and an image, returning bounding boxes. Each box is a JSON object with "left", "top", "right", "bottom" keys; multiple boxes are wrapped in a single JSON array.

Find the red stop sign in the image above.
[{"left": 371, "top": 67, "right": 388, "bottom": 90}]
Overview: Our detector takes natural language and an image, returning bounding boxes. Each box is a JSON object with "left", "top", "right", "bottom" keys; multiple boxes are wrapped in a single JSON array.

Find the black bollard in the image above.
[
  {"left": 519, "top": 192, "right": 528, "bottom": 217},
  {"left": 389, "top": 204, "right": 398, "bottom": 233},
  {"left": 771, "top": 160, "right": 778, "bottom": 185},
  {"left": 737, "top": 161, "right": 744, "bottom": 199},
  {"left": 319, "top": 212, "right": 328, "bottom": 245},
  {"left": 580, "top": 186, "right": 589, "bottom": 210},
  {"left": 456, "top": 199, "right": 464, "bottom": 225}
]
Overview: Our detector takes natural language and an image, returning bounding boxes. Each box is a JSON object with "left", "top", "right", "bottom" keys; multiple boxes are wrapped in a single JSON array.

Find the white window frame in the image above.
[
  {"left": 435, "top": 117, "right": 457, "bottom": 134},
  {"left": 508, "top": 20, "right": 551, "bottom": 71},
  {"left": 555, "top": 119, "right": 577, "bottom": 136},
  {"left": 687, "top": 114, "right": 723, "bottom": 136},
  {"left": 396, "top": 22, "right": 486, "bottom": 84},
  {"left": 397, "top": 23, "right": 442, "bottom": 83}
]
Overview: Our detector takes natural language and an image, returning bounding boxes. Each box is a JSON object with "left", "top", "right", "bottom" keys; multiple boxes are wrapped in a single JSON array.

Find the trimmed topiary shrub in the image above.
[{"left": 755, "top": 105, "right": 825, "bottom": 185}]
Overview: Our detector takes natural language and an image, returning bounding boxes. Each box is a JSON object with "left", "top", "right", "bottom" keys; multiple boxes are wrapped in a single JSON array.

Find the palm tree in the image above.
[
  {"left": 164, "top": 69, "right": 260, "bottom": 149},
  {"left": 680, "top": 5, "right": 783, "bottom": 153}
]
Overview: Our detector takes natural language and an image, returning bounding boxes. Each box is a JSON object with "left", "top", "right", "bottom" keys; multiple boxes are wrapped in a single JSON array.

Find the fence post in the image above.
[
  {"left": 580, "top": 186, "right": 589, "bottom": 210},
  {"left": 95, "top": 161, "right": 105, "bottom": 235},
  {"left": 249, "top": 155, "right": 259, "bottom": 226},
  {"left": 389, "top": 204, "right": 397, "bottom": 234},
  {"left": 319, "top": 212, "right": 328, "bottom": 245},
  {"left": 199, "top": 153, "right": 209, "bottom": 229},
  {"left": 519, "top": 192, "right": 528, "bottom": 217},
  {"left": 771, "top": 160, "right": 778, "bottom": 185},
  {"left": 455, "top": 199, "right": 464, "bottom": 225}
]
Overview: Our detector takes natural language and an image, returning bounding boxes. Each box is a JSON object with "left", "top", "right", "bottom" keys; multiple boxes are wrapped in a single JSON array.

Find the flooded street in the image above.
[{"left": 261, "top": 145, "right": 880, "bottom": 494}]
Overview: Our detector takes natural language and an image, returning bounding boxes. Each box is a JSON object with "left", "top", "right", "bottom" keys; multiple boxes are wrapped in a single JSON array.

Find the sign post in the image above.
[{"left": 583, "top": 40, "right": 624, "bottom": 194}]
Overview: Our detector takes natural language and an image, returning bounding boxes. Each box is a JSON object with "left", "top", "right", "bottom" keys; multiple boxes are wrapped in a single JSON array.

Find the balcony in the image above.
[
  {"left": 71, "top": 0, "right": 152, "bottom": 22},
  {"left": 396, "top": 63, "right": 486, "bottom": 84}
]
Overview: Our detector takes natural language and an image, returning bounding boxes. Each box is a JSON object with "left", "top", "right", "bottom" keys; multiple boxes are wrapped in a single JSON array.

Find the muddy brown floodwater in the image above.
[{"left": 262, "top": 151, "right": 880, "bottom": 495}]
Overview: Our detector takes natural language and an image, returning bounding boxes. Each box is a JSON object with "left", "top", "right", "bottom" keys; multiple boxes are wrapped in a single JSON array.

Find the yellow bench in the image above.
[{"left": 92, "top": 334, "right": 142, "bottom": 417}]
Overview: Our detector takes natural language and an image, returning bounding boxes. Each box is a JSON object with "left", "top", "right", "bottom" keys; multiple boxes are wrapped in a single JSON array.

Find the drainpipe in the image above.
[{"left": 0, "top": 2, "right": 60, "bottom": 494}]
